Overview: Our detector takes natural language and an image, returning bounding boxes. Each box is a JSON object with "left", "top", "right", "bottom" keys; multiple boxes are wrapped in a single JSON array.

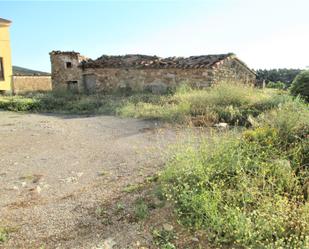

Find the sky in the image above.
[{"left": 1, "top": 0, "right": 309, "bottom": 72}]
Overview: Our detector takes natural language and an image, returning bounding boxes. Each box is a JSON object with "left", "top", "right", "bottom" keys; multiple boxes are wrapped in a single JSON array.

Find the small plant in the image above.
[
  {"left": 97, "top": 170, "right": 108, "bottom": 177},
  {"left": 95, "top": 206, "right": 112, "bottom": 225},
  {"left": 152, "top": 228, "right": 176, "bottom": 249},
  {"left": 115, "top": 203, "right": 125, "bottom": 214},
  {"left": 95, "top": 206, "right": 107, "bottom": 217},
  {"left": 122, "top": 183, "right": 143, "bottom": 193},
  {"left": 133, "top": 198, "right": 149, "bottom": 220},
  {"left": 0, "top": 227, "right": 8, "bottom": 243}
]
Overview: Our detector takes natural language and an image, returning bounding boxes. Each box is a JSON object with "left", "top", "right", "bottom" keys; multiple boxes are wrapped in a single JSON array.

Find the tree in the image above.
[
  {"left": 290, "top": 70, "right": 309, "bottom": 102},
  {"left": 256, "top": 69, "right": 302, "bottom": 88}
]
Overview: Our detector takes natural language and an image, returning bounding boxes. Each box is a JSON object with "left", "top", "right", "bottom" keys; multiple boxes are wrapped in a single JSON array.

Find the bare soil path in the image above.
[{"left": 0, "top": 111, "right": 181, "bottom": 248}]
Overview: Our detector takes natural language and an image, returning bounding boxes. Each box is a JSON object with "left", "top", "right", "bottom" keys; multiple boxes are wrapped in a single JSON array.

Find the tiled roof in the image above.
[{"left": 81, "top": 53, "right": 235, "bottom": 69}]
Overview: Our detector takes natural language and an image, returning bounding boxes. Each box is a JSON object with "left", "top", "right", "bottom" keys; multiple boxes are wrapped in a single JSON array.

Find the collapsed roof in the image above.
[{"left": 81, "top": 53, "right": 236, "bottom": 69}]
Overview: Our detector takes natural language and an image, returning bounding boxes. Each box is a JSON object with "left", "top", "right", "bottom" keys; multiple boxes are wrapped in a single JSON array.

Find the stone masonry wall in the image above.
[
  {"left": 211, "top": 57, "right": 256, "bottom": 85},
  {"left": 50, "top": 52, "right": 85, "bottom": 91},
  {"left": 49, "top": 52, "right": 256, "bottom": 94},
  {"left": 12, "top": 76, "right": 52, "bottom": 94},
  {"left": 82, "top": 67, "right": 215, "bottom": 93},
  {"left": 81, "top": 57, "right": 255, "bottom": 93}
]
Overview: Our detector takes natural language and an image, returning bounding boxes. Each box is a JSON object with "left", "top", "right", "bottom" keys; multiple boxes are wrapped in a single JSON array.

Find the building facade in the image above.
[
  {"left": 50, "top": 52, "right": 256, "bottom": 94},
  {"left": 0, "top": 18, "right": 13, "bottom": 93}
]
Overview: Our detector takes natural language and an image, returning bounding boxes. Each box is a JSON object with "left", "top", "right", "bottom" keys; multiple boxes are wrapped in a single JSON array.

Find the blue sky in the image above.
[{"left": 1, "top": 0, "right": 309, "bottom": 72}]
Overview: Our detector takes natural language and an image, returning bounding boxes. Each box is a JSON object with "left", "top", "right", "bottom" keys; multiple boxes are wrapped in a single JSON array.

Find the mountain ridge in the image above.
[{"left": 13, "top": 66, "right": 50, "bottom": 76}]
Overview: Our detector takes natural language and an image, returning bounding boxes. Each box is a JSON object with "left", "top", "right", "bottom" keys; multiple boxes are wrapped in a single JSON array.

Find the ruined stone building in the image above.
[{"left": 50, "top": 51, "right": 256, "bottom": 94}]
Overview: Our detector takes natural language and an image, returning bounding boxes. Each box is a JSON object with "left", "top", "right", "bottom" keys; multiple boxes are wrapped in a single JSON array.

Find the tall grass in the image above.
[
  {"left": 0, "top": 91, "right": 125, "bottom": 114},
  {"left": 161, "top": 98, "right": 309, "bottom": 248},
  {"left": 0, "top": 83, "right": 292, "bottom": 127},
  {"left": 119, "top": 83, "right": 292, "bottom": 126}
]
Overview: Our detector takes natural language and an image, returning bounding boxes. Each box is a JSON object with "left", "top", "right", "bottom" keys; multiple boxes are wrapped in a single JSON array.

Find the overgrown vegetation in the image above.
[
  {"left": 266, "top": 81, "right": 286, "bottom": 89},
  {"left": 119, "top": 83, "right": 292, "bottom": 126},
  {"left": 1, "top": 82, "right": 308, "bottom": 248},
  {"left": 161, "top": 98, "right": 309, "bottom": 248},
  {"left": 0, "top": 90, "right": 124, "bottom": 114},
  {"left": 290, "top": 70, "right": 309, "bottom": 102},
  {"left": 256, "top": 68, "right": 301, "bottom": 87},
  {"left": 0, "top": 83, "right": 293, "bottom": 127}
]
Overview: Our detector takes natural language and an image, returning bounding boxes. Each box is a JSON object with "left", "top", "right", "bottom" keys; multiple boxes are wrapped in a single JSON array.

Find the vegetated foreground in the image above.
[
  {"left": 0, "top": 83, "right": 308, "bottom": 248},
  {"left": 162, "top": 98, "right": 309, "bottom": 248}
]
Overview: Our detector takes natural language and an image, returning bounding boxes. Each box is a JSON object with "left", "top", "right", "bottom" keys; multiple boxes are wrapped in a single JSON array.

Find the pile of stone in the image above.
[{"left": 81, "top": 53, "right": 234, "bottom": 69}]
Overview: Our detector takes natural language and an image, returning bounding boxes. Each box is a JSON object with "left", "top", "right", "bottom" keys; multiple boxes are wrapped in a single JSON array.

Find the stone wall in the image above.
[
  {"left": 81, "top": 57, "right": 255, "bottom": 93},
  {"left": 49, "top": 52, "right": 256, "bottom": 94},
  {"left": 12, "top": 76, "right": 52, "bottom": 94},
  {"left": 211, "top": 57, "right": 256, "bottom": 85},
  {"left": 82, "top": 67, "right": 214, "bottom": 93},
  {"left": 50, "top": 51, "right": 86, "bottom": 91}
]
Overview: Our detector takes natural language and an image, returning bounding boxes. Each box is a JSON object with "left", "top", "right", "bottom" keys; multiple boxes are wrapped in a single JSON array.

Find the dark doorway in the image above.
[
  {"left": 66, "top": 81, "right": 78, "bottom": 92},
  {"left": 83, "top": 74, "right": 96, "bottom": 94}
]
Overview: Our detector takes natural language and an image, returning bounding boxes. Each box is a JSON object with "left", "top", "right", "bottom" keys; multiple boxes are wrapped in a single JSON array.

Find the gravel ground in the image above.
[{"left": 0, "top": 111, "right": 181, "bottom": 249}]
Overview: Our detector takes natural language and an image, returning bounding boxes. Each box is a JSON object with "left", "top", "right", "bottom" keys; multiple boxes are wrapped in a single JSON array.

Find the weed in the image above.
[
  {"left": 161, "top": 98, "right": 309, "bottom": 248},
  {"left": 152, "top": 228, "right": 176, "bottom": 249},
  {"left": 0, "top": 227, "right": 8, "bottom": 243},
  {"left": 97, "top": 170, "right": 108, "bottom": 177},
  {"left": 115, "top": 203, "right": 125, "bottom": 213},
  {"left": 133, "top": 198, "right": 149, "bottom": 220},
  {"left": 95, "top": 206, "right": 112, "bottom": 225},
  {"left": 123, "top": 183, "right": 143, "bottom": 193},
  {"left": 95, "top": 206, "right": 107, "bottom": 217}
]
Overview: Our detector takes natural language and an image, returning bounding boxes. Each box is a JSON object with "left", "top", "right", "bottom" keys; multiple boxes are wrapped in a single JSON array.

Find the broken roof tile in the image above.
[{"left": 81, "top": 53, "right": 236, "bottom": 69}]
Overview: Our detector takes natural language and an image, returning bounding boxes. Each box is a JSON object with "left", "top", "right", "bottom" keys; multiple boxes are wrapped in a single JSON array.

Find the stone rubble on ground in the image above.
[
  {"left": 163, "top": 223, "right": 174, "bottom": 232},
  {"left": 214, "top": 122, "right": 229, "bottom": 129}
]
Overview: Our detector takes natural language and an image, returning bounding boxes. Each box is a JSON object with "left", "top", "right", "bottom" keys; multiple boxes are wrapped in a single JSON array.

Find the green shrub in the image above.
[
  {"left": 290, "top": 70, "right": 309, "bottom": 102},
  {"left": 0, "top": 227, "right": 8, "bottom": 243},
  {"left": 117, "top": 82, "right": 291, "bottom": 126},
  {"left": 0, "top": 97, "right": 40, "bottom": 111},
  {"left": 0, "top": 83, "right": 294, "bottom": 126},
  {"left": 134, "top": 198, "right": 149, "bottom": 220},
  {"left": 161, "top": 99, "right": 309, "bottom": 248},
  {"left": 267, "top": 81, "right": 286, "bottom": 89}
]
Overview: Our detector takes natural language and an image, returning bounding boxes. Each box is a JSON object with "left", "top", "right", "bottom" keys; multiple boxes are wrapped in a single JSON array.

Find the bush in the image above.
[
  {"left": 290, "top": 70, "right": 309, "bottom": 102},
  {"left": 118, "top": 82, "right": 291, "bottom": 126},
  {"left": 0, "top": 92, "right": 124, "bottom": 114},
  {"left": 161, "top": 99, "right": 309, "bottom": 248},
  {"left": 0, "top": 96, "right": 40, "bottom": 111},
  {"left": 267, "top": 81, "right": 286, "bottom": 89},
  {"left": 0, "top": 83, "right": 294, "bottom": 126}
]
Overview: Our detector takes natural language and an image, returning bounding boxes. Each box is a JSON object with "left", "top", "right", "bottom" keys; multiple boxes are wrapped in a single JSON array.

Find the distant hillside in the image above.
[{"left": 13, "top": 66, "right": 51, "bottom": 76}]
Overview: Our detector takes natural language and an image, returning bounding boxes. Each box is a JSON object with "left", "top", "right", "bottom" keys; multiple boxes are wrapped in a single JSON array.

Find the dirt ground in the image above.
[{"left": 0, "top": 111, "right": 187, "bottom": 249}]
